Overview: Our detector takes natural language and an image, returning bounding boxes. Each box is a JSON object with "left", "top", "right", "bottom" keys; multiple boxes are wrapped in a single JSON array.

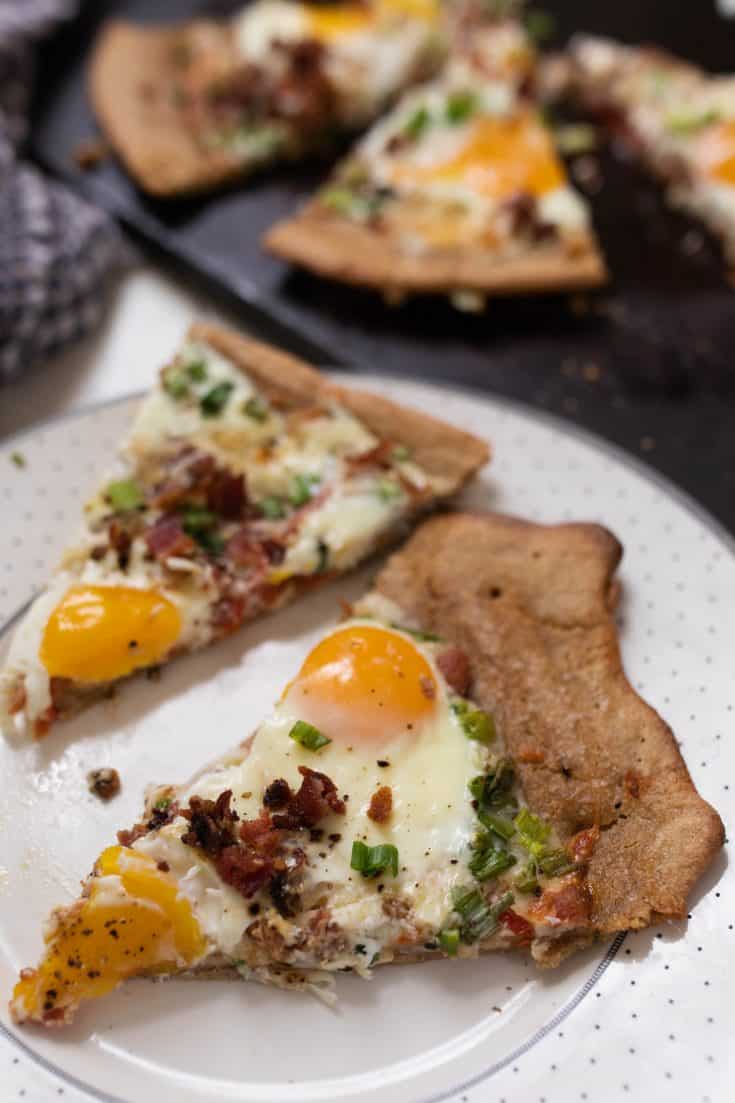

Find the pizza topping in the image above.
[
  {"left": 436, "top": 646, "right": 472, "bottom": 696},
  {"left": 289, "top": 719, "right": 332, "bottom": 751},
  {"left": 105, "top": 479, "right": 144, "bottom": 513},
  {"left": 270, "top": 766, "right": 347, "bottom": 828},
  {"left": 452, "top": 697, "right": 495, "bottom": 743},
  {"left": 145, "top": 515, "right": 197, "bottom": 560},
  {"left": 499, "top": 906, "right": 534, "bottom": 944},
  {"left": 350, "top": 841, "right": 399, "bottom": 878},
  {"left": 201, "top": 380, "right": 235, "bottom": 417},
  {"left": 367, "top": 785, "right": 393, "bottom": 823},
  {"left": 451, "top": 886, "right": 515, "bottom": 943},
  {"left": 87, "top": 768, "right": 121, "bottom": 801}
]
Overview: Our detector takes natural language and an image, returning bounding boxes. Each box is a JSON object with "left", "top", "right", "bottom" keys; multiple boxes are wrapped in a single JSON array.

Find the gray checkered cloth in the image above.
[{"left": 0, "top": 0, "right": 127, "bottom": 383}]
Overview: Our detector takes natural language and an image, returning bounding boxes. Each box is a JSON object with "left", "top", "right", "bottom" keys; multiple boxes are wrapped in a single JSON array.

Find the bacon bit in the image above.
[
  {"left": 206, "top": 471, "right": 246, "bottom": 519},
  {"left": 225, "top": 529, "right": 269, "bottom": 571},
  {"left": 149, "top": 448, "right": 216, "bottom": 510},
  {"left": 211, "top": 594, "right": 247, "bottom": 635},
  {"left": 499, "top": 908, "right": 534, "bottom": 945},
  {"left": 144, "top": 515, "right": 196, "bottom": 560},
  {"left": 419, "top": 675, "right": 436, "bottom": 700},
  {"left": 346, "top": 440, "right": 395, "bottom": 473},
  {"left": 271, "top": 766, "right": 346, "bottom": 829},
  {"left": 436, "top": 647, "right": 472, "bottom": 696},
  {"left": 338, "top": 599, "right": 354, "bottom": 621},
  {"left": 528, "top": 875, "right": 592, "bottom": 927},
  {"left": 181, "top": 789, "right": 240, "bottom": 856},
  {"left": 367, "top": 785, "right": 393, "bottom": 824},
  {"left": 262, "top": 778, "right": 292, "bottom": 809},
  {"left": 108, "top": 521, "right": 132, "bottom": 569},
  {"left": 625, "top": 770, "right": 642, "bottom": 799},
  {"left": 117, "top": 798, "right": 178, "bottom": 847},
  {"left": 261, "top": 538, "right": 286, "bottom": 565},
  {"left": 568, "top": 824, "right": 601, "bottom": 864},
  {"left": 517, "top": 745, "right": 546, "bottom": 764},
  {"left": 87, "top": 768, "right": 121, "bottom": 801}
]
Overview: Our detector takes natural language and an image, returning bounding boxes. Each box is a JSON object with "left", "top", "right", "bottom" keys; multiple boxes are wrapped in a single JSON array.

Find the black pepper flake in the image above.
[
  {"left": 377, "top": 760, "right": 390, "bottom": 768},
  {"left": 248, "top": 902, "right": 261, "bottom": 916},
  {"left": 128, "top": 640, "right": 138, "bottom": 649},
  {"left": 109, "top": 928, "right": 119, "bottom": 939},
  {"left": 157, "top": 860, "right": 170, "bottom": 873},
  {"left": 328, "top": 832, "right": 342, "bottom": 843},
  {"left": 87, "top": 970, "right": 100, "bottom": 978}
]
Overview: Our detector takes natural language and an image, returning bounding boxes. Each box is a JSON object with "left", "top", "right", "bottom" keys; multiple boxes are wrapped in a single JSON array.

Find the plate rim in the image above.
[{"left": 0, "top": 378, "right": 730, "bottom": 1103}]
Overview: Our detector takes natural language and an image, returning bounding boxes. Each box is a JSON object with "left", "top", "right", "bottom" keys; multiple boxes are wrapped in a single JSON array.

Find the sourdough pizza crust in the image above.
[
  {"left": 264, "top": 202, "right": 607, "bottom": 298},
  {"left": 89, "top": 21, "right": 255, "bottom": 197},
  {"left": 375, "top": 512, "right": 724, "bottom": 940}
]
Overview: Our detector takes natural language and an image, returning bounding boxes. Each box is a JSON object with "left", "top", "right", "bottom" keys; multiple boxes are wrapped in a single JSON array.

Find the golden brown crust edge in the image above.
[
  {"left": 264, "top": 204, "right": 608, "bottom": 296},
  {"left": 89, "top": 20, "right": 248, "bottom": 197},
  {"left": 188, "top": 322, "right": 490, "bottom": 489},
  {"left": 374, "top": 512, "right": 724, "bottom": 935}
]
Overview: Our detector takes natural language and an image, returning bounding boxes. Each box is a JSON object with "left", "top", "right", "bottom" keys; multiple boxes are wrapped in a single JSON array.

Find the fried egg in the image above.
[{"left": 12, "top": 604, "right": 489, "bottom": 1024}]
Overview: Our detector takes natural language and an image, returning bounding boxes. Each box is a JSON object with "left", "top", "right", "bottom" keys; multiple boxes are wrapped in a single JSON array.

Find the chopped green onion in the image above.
[
  {"left": 452, "top": 698, "right": 495, "bottom": 743},
  {"left": 524, "top": 7, "right": 555, "bottom": 43},
  {"left": 513, "top": 861, "right": 539, "bottom": 894},
  {"left": 181, "top": 506, "right": 217, "bottom": 533},
  {"left": 242, "top": 395, "right": 269, "bottom": 422},
  {"left": 538, "top": 849, "right": 576, "bottom": 877},
  {"left": 200, "top": 380, "right": 235, "bottom": 417},
  {"left": 197, "top": 530, "right": 225, "bottom": 557},
  {"left": 438, "top": 928, "right": 460, "bottom": 955},
  {"left": 391, "top": 444, "right": 411, "bottom": 462},
  {"left": 468, "top": 844, "right": 516, "bottom": 882},
  {"left": 106, "top": 479, "right": 143, "bottom": 512},
  {"left": 350, "top": 841, "right": 399, "bottom": 878},
  {"left": 446, "top": 90, "right": 478, "bottom": 124},
  {"left": 389, "top": 622, "right": 440, "bottom": 642},
  {"left": 514, "top": 808, "right": 551, "bottom": 858},
  {"left": 553, "top": 123, "right": 598, "bottom": 156},
  {"left": 154, "top": 796, "right": 171, "bottom": 811},
  {"left": 452, "top": 886, "right": 513, "bottom": 942},
  {"left": 469, "top": 760, "right": 517, "bottom": 813},
  {"left": 478, "top": 810, "right": 516, "bottom": 841},
  {"left": 289, "top": 720, "right": 332, "bottom": 751},
  {"left": 404, "top": 106, "right": 431, "bottom": 140},
  {"left": 321, "top": 186, "right": 359, "bottom": 215},
  {"left": 185, "top": 358, "right": 208, "bottom": 382},
  {"left": 259, "top": 496, "right": 287, "bottom": 520},
  {"left": 289, "top": 473, "right": 319, "bottom": 507},
  {"left": 666, "top": 108, "right": 720, "bottom": 136},
  {"left": 10, "top": 451, "right": 26, "bottom": 469},
  {"left": 378, "top": 477, "right": 403, "bottom": 502},
  {"left": 163, "top": 371, "right": 190, "bottom": 399}
]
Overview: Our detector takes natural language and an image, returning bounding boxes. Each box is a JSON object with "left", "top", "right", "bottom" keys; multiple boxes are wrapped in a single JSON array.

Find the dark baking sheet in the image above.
[{"left": 31, "top": 0, "right": 735, "bottom": 533}]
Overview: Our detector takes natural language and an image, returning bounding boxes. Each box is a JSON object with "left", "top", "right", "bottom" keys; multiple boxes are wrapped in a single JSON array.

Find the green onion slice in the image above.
[
  {"left": 446, "top": 90, "right": 478, "bottom": 124},
  {"left": 185, "top": 358, "right": 208, "bottom": 381},
  {"left": 378, "top": 477, "right": 403, "bottom": 502},
  {"left": 452, "top": 698, "right": 495, "bottom": 743},
  {"left": 513, "top": 860, "right": 539, "bottom": 894},
  {"left": 163, "top": 371, "right": 190, "bottom": 400},
  {"left": 243, "top": 395, "right": 269, "bottom": 422},
  {"left": 514, "top": 808, "right": 551, "bottom": 858},
  {"left": 477, "top": 810, "right": 516, "bottom": 841},
  {"left": 106, "top": 479, "right": 143, "bottom": 512},
  {"left": 468, "top": 844, "right": 516, "bottom": 882},
  {"left": 404, "top": 105, "right": 431, "bottom": 139},
  {"left": 350, "top": 840, "right": 399, "bottom": 878},
  {"left": 289, "top": 720, "right": 332, "bottom": 751},
  {"left": 438, "top": 928, "right": 460, "bottom": 955},
  {"left": 289, "top": 473, "right": 319, "bottom": 507},
  {"left": 200, "top": 380, "right": 235, "bottom": 417},
  {"left": 259, "top": 496, "right": 287, "bottom": 520}
]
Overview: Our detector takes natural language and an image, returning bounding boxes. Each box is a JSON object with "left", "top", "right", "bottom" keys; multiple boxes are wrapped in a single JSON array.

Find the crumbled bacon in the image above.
[
  {"left": 117, "top": 798, "right": 178, "bottom": 847},
  {"left": 346, "top": 440, "right": 396, "bottom": 473},
  {"left": 271, "top": 39, "right": 336, "bottom": 134},
  {"left": 529, "top": 874, "right": 592, "bottom": 928},
  {"left": 436, "top": 647, "right": 472, "bottom": 696},
  {"left": 568, "top": 824, "right": 601, "bottom": 864},
  {"left": 144, "top": 515, "right": 196, "bottom": 560},
  {"left": 225, "top": 529, "right": 269, "bottom": 571},
  {"left": 499, "top": 908, "right": 535, "bottom": 945},
  {"left": 181, "top": 789, "right": 240, "bottom": 856},
  {"left": 263, "top": 778, "right": 292, "bottom": 809},
  {"left": 108, "top": 521, "right": 133, "bottom": 569},
  {"left": 367, "top": 785, "right": 393, "bottom": 824},
  {"left": 211, "top": 594, "right": 247, "bottom": 634},
  {"left": 260, "top": 538, "right": 286, "bottom": 565},
  {"left": 149, "top": 448, "right": 216, "bottom": 510},
  {"left": 206, "top": 471, "right": 246, "bottom": 519},
  {"left": 501, "top": 191, "right": 556, "bottom": 242},
  {"left": 271, "top": 766, "right": 346, "bottom": 829}
]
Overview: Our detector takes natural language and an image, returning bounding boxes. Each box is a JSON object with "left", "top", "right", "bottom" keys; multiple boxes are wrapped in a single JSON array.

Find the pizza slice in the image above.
[
  {"left": 563, "top": 36, "right": 735, "bottom": 262},
  {"left": 89, "top": 0, "right": 445, "bottom": 196},
  {"left": 11, "top": 513, "right": 722, "bottom": 1027},
  {"left": 265, "top": 15, "right": 606, "bottom": 304},
  {"left": 0, "top": 324, "right": 488, "bottom": 739}
]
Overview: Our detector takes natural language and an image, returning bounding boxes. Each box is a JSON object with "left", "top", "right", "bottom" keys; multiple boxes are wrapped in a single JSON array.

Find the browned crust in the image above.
[
  {"left": 89, "top": 21, "right": 250, "bottom": 197},
  {"left": 374, "top": 512, "right": 724, "bottom": 934},
  {"left": 264, "top": 203, "right": 608, "bottom": 296},
  {"left": 188, "top": 322, "right": 490, "bottom": 486}
]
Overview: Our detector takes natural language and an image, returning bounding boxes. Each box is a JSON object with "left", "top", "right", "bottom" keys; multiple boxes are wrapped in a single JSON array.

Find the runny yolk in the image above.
[
  {"left": 305, "top": 0, "right": 437, "bottom": 40},
  {"left": 40, "top": 584, "right": 181, "bottom": 684},
  {"left": 698, "top": 119, "right": 735, "bottom": 185},
  {"left": 389, "top": 112, "right": 566, "bottom": 200},
  {"left": 285, "top": 624, "right": 438, "bottom": 744},
  {"left": 11, "top": 846, "right": 206, "bottom": 1025}
]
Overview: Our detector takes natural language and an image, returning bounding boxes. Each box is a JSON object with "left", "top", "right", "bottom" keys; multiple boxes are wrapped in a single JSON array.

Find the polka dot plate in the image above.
[{"left": 0, "top": 378, "right": 731, "bottom": 1103}]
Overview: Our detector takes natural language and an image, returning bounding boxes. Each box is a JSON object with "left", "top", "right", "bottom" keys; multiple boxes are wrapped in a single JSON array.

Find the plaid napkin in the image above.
[{"left": 0, "top": 0, "right": 127, "bottom": 383}]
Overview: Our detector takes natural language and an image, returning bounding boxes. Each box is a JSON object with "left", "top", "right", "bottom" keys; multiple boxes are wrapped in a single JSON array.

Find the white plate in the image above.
[{"left": 0, "top": 379, "right": 731, "bottom": 1103}]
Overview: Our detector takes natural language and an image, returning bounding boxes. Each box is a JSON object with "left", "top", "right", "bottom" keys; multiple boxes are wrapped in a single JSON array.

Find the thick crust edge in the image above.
[{"left": 265, "top": 204, "right": 608, "bottom": 296}]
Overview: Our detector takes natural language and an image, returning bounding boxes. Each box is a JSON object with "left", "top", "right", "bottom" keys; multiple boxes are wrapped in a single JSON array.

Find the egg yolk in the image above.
[
  {"left": 40, "top": 585, "right": 181, "bottom": 684},
  {"left": 12, "top": 846, "right": 206, "bottom": 1024},
  {"left": 389, "top": 112, "right": 566, "bottom": 200},
  {"left": 305, "top": 0, "right": 437, "bottom": 40},
  {"left": 286, "top": 624, "right": 438, "bottom": 744},
  {"left": 698, "top": 119, "right": 735, "bottom": 185}
]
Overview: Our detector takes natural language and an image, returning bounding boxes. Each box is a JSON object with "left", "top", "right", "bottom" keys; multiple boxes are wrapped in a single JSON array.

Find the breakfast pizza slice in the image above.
[
  {"left": 89, "top": 0, "right": 445, "bottom": 196},
  {"left": 563, "top": 36, "right": 735, "bottom": 262},
  {"left": 0, "top": 323, "right": 488, "bottom": 739},
  {"left": 264, "top": 15, "right": 606, "bottom": 304},
  {"left": 11, "top": 513, "right": 722, "bottom": 1028}
]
